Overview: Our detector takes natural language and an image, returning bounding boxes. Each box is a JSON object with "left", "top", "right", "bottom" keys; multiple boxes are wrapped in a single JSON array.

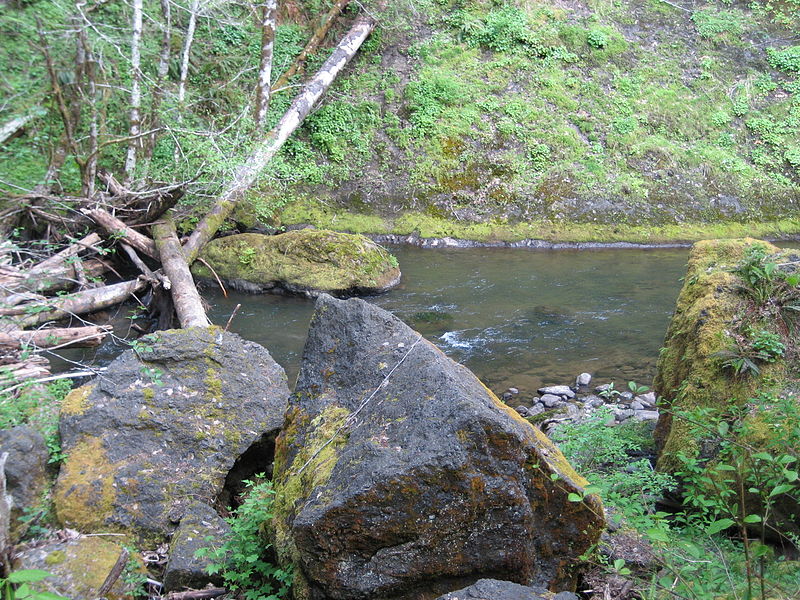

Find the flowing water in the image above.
[{"left": 203, "top": 246, "right": 691, "bottom": 399}]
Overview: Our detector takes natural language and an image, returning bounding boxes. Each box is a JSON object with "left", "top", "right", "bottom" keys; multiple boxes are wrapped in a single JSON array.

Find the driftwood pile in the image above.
[{"left": 0, "top": 5, "right": 381, "bottom": 407}]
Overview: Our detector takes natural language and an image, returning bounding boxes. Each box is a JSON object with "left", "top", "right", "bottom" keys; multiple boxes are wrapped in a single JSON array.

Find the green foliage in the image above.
[
  {"left": 196, "top": 478, "right": 292, "bottom": 600},
  {"left": 691, "top": 9, "right": 744, "bottom": 40},
  {"left": 586, "top": 27, "right": 608, "bottom": 49},
  {"left": 767, "top": 45, "right": 800, "bottom": 73},
  {"left": 405, "top": 71, "right": 468, "bottom": 135},
  {"left": 446, "top": 7, "right": 558, "bottom": 56},
  {"left": 0, "top": 569, "right": 66, "bottom": 600}
]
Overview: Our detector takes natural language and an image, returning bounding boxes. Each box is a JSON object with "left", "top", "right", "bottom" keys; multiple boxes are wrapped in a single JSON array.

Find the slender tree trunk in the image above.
[
  {"left": 175, "top": 0, "right": 199, "bottom": 164},
  {"left": 124, "top": 0, "right": 143, "bottom": 183},
  {"left": 152, "top": 215, "right": 209, "bottom": 328},
  {"left": 182, "top": 8, "right": 380, "bottom": 262},
  {"left": 254, "top": 0, "right": 277, "bottom": 127},
  {"left": 144, "top": 0, "right": 172, "bottom": 160},
  {"left": 84, "top": 208, "right": 157, "bottom": 258},
  {"left": 80, "top": 29, "right": 99, "bottom": 198},
  {"left": 0, "top": 326, "right": 111, "bottom": 350},
  {"left": 272, "top": 0, "right": 351, "bottom": 92}
]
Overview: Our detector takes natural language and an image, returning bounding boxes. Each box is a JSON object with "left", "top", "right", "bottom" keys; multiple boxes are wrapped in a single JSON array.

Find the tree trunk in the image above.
[
  {"left": 271, "top": 0, "right": 351, "bottom": 92},
  {"left": 124, "top": 0, "right": 143, "bottom": 182},
  {"left": 182, "top": 7, "right": 380, "bottom": 262},
  {"left": 175, "top": 0, "right": 199, "bottom": 164},
  {"left": 16, "top": 279, "right": 147, "bottom": 328},
  {"left": 254, "top": 0, "right": 277, "bottom": 126},
  {"left": 0, "top": 113, "right": 34, "bottom": 146},
  {"left": 84, "top": 208, "right": 157, "bottom": 258},
  {"left": 152, "top": 216, "right": 209, "bottom": 328},
  {"left": 143, "top": 0, "right": 172, "bottom": 160},
  {"left": 0, "top": 326, "right": 111, "bottom": 350}
]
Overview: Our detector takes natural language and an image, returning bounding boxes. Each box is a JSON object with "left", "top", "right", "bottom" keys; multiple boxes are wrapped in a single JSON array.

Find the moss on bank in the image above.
[{"left": 279, "top": 198, "right": 800, "bottom": 244}]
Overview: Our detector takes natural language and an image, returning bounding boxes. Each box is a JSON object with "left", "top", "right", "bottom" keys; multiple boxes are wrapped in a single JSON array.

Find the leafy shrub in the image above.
[
  {"left": 196, "top": 478, "right": 292, "bottom": 600},
  {"left": 445, "top": 8, "right": 558, "bottom": 57},
  {"left": 586, "top": 28, "right": 608, "bottom": 49},
  {"left": 691, "top": 9, "right": 744, "bottom": 39},
  {"left": 767, "top": 45, "right": 800, "bottom": 73},
  {"left": 405, "top": 71, "right": 468, "bottom": 134}
]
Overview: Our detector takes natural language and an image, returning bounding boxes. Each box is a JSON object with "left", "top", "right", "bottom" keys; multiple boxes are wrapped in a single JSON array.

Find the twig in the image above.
[
  {"left": 96, "top": 547, "right": 129, "bottom": 596},
  {"left": 225, "top": 303, "right": 241, "bottom": 332},
  {"left": 196, "top": 257, "right": 227, "bottom": 298},
  {"left": 166, "top": 588, "right": 227, "bottom": 600}
]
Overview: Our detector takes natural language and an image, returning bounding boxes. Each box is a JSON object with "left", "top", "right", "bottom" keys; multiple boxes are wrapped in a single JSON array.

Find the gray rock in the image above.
[
  {"left": 527, "top": 404, "right": 545, "bottom": 416},
  {"left": 435, "top": 579, "right": 551, "bottom": 599},
  {"left": 540, "top": 394, "right": 563, "bottom": 408},
  {"left": 619, "top": 391, "right": 634, "bottom": 402},
  {"left": 538, "top": 385, "right": 575, "bottom": 399},
  {"left": 634, "top": 410, "right": 660, "bottom": 421},
  {"left": 515, "top": 405, "right": 530, "bottom": 417},
  {"left": 585, "top": 395, "right": 605, "bottom": 409},
  {"left": 554, "top": 593, "right": 580, "bottom": 600},
  {"left": 0, "top": 426, "right": 49, "bottom": 539},
  {"left": 594, "top": 384, "right": 611, "bottom": 394},
  {"left": 614, "top": 408, "right": 635, "bottom": 421},
  {"left": 638, "top": 392, "right": 657, "bottom": 408},
  {"left": 565, "top": 404, "right": 580, "bottom": 417},
  {"left": 164, "top": 502, "right": 230, "bottom": 592},
  {"left": 272, "top": 295, "right": 605, "bottom": 598},
  {"left": 508, "top": 387, "right": 520, "bottom": 395},
  {"left": 54, "top": 327, "right": 289, "bottom": 545},
  {"left": 630, "top": 400, "right": 645, "bottom": 411},
  {"left": 576, "top": 373, "right": 592, "bottom": 387}
]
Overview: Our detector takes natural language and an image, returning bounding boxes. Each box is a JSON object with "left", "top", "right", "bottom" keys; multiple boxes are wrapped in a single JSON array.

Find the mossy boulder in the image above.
[
  {"left": 53, "top": 326, "right": 289, "bottom": 545},
  {"left": 271, "top": 295, "right": 604, "bottom": 599},
  {"left": 192, "top": 230, "right": 401, "bottom": 297},
  {"left": 0, "top": 426, "right": 50, "bottom": 542},
  {"left": 15, "top": 536, "right": 144, "bottom": 599},
  {"left": 654, "top": 238, "right": 800, "bottom": 535}
]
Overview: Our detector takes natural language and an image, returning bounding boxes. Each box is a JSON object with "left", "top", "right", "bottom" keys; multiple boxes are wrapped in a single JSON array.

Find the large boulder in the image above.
[
  {"left": 654, "top": 238, "right": 800, "bottom": 536},
  {"left": 192, "top": 230, "right": 401, "bottom": 297},
  {"left": 0, "top": 426, "right": 50, "bottom": 540},
  {"left": 434, "top": 579, "right": 559, "bottom": 600},
  {"left": 272, "top": 295, "right": 604, "bottom": 599},
  {"left": 53, "top": 326, "right": 289, "bottom": 545},
  {"left": 15, "top": 536, "right": 144, "bottom": 599}
]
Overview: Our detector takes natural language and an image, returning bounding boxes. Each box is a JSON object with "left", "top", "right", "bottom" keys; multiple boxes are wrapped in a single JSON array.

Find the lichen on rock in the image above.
[
  {"left": 53, "top": 326, "right": 289, "bottom": 545},
  {"left": 191, "top": 229, "right": 401, "bottom": 297},
  {"left": 271, "top": 295, "right": 604, "bottom": 599}
]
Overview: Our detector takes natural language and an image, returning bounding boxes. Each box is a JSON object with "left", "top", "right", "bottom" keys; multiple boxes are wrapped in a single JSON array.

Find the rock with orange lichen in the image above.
[{"left": 271, "top": 295, "right": 604, "bottom": 600}]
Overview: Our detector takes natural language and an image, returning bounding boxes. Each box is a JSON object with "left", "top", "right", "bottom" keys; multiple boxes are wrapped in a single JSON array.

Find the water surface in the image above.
[{"left": 204, "top": 246, "right": 691, "bottom": 398}]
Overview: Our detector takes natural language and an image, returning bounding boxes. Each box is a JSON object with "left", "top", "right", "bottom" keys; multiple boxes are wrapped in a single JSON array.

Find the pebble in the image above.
[
  {"left": 614, "top": 408, "right": 635, "bottom": 421},
  {"left": 630, "top": 400, "right": 645, "bottom": 411},
  {"left": 584, "top": 395, "right": 605, "bottom": 408},
  {"left": 538, "top": 385, "right": 575, "bottom": 399},
  {"left": 576, "top": 372, "right": 592, "bottom": 387},
  {"left": 639, "top": 391, "right": 657, "bottom": 407},
  {"left": 515, "top": 405, "right": 529, "bottom": 417},
  {"left": 507, "top": 387, "right": 519, "bottom": 395},
  {"left": 528, "top": 404, "right": 545, "bottom": 416},
  {"left": 619, "top": 391, "right": 634, "bottom": 402}
]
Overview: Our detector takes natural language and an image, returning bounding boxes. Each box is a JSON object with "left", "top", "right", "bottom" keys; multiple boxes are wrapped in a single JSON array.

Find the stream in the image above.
[{"left": 202, "top": 245, "right": 691, "bottom": 398}]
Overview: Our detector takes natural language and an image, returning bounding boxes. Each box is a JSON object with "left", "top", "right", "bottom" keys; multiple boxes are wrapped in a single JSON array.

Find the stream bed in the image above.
[{"left": 203, "top": 245, "right": 691, "bottom": 397}]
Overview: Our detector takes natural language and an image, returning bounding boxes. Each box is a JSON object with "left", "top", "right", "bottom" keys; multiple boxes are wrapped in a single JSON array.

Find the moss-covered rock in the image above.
[
  {"left": 654, "top": 238, "right": 800, "bottom": 536},
  {"left": 192, "top": 230, "right": 401, "bottom": 297},
  {"left": 15, "top": 536, "right": 144, "bottom": 599},
  {"left": 0, "top": 426, "right": 50, "bottom": 542},
  {"left": 271, "top": 295, "right": 604, "bottom": 599},
  {"left": 53, "top": 327, "right": 289, "bottom": 545}
]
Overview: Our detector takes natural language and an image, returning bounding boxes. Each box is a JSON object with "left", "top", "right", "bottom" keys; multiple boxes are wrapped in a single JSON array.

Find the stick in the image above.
[
  {"left": 225, "top": 303, "right": 241, "bottom": 332},
  {"left": 84, "top": 208, "right": 158, "bottom": 259},
  {"left": 0, "top": 325, "right": 111, "bottom": 349},
  {"left": 96, "top": 547, "right": 129, "bottom": 596},
  {"left": 166, "top": 588, "right": 227, "bottom": 600}
]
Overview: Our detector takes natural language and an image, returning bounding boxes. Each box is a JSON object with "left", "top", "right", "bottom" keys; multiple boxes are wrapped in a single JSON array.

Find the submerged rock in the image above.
[
  {"left": 272, "top": 295, "right": 604, "bottom": 599},
  {"left": 53, "top": 326, "right": 289, "bottom": 544},
  {"left": 192, "top": 230, "right": 401, "bottom": 297},
  {"left": 434, "top": 579, "right": 553, "bottom": 600}
]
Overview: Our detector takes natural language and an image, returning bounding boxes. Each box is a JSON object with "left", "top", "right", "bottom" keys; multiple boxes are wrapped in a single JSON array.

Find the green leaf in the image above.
[
  {"left": 647, "top": 528, "right": 670, "bottom": 542},
  {"left": 567, "top": 492, "right": 583, "bottom": 502},
  {"left": 715, "top": 464, "right": 736, "bottom": 471},
  {"left": 769, "top": 483, "right": 794, "bottom": 497},
  {"left": 706, "top": 518, "right": 735, "bottom": 535},
  {"left": 743, "top": 514, "right": 762, "bottom": 523},
  {"left": 752, "top": 452, "right": 773, "bottom": 461},
  {"left": 7, "top": 570, "right": 54, "bottom": 584}
]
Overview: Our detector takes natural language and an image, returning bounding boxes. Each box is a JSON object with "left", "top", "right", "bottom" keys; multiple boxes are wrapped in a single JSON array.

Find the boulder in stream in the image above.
[
  {"left": 53, "top": 326, "right": 289, "bottom": 545},
  {"left": 192, "top": 230, "right": 401, "bottom": 296},
  {"left": 272, "top": 295, "right": 604, "bottom": 599}
]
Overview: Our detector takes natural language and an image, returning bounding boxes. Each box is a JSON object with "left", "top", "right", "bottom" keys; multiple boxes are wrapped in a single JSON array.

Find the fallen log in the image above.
[
  {"left": 166, "top": 588, "right": 227, "bottom": 600},
  {"left": 84, "top": 208, "right": 158, "bottom": 258},
  {"left": 0, "top": 325, "right": 111, "bottom": 350},
  {"left": 0, "top": 113, "right": 34, "bottom": 146},
  {"left": 0, "top": 357, "right": 50, "bottom": 382},
  {"left": 15, "top": 278, "right": 147, "bottom": 328},
  {"left": 152, "top": 216, "right": 209, "bottom": 328},
  {"left": 181, "top": 6, "right": 382, "bottom": 263}
]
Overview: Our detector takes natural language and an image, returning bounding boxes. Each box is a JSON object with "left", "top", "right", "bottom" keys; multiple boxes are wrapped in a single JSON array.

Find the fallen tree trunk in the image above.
[
  {"left": 271, "top": 0, "right": 351, "bottom": 92},
  {"left": 84, "top": 208, "right": 157, "bottom": 258},
  {"left": 0, "top": 113, "right": 35, "bottom": 146},
  {"left": 15, "top": 278, "right": 146, "bottom": 328},
  {"left": 0, "top": 325, "right": 111, "bottom": 350},
  {"left": 182, "top": 6, "right": 381, "bottom": 263},
  {"left": 152, "top": 216, "right": 209, "bottom": 328}
]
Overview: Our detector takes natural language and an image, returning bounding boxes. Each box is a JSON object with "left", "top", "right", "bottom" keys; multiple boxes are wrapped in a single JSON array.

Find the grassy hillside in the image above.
[{"left": 1, "top": 0, "right": 799, "bottom": 240}]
